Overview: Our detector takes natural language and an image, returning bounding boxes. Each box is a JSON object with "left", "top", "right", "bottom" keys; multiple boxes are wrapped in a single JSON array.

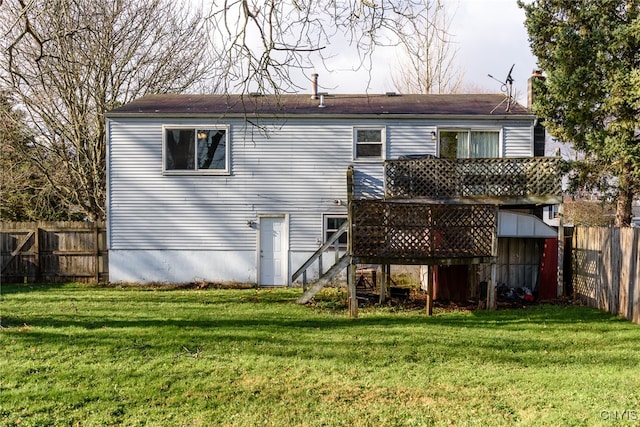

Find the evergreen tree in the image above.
[{"left": 520, "top": 0, "right": 640, "bottom": 226}]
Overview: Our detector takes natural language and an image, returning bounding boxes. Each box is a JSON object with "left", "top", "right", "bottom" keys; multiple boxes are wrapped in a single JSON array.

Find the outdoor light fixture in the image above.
[{"left": 431, "top": 131, "right": 437, "bottom": 141}]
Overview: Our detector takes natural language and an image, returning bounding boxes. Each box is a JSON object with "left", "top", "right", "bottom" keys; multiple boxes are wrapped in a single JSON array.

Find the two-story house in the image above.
[{"left": 106, "top": 75, "right": 562, "bottom": 313}]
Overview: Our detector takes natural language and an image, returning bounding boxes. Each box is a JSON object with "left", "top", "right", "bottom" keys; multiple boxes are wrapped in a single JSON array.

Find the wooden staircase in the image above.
[{"left": 293, "top": 221, "right": 350, "bottom": 304}]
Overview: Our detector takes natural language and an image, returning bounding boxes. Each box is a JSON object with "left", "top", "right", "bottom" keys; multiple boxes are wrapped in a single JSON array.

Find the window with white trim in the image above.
[
  {"left": 324, "top": 215, "right": 348, "bottom": 248},
  {"left": 438, "top": 129, "right": 500, "bottom": 159},
  {"left": 354, "top": 127, "right": 385, "bottom": 160},
  {"left": 163, "top": 126, "right": 229, "bottom": 174}
]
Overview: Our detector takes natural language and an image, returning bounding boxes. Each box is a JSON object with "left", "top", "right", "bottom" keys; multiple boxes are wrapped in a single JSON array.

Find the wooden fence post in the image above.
[
  {"left": 34, "top": 223, "right": 40, "bottom": 283},
  {"left": 94, "top": 223, "right": 100, "bottom": 283},
  {"left": 488, "top": 211, "right": 499, "bottom": 310},
  {"left": 557, "top": 204, "right": 564, "bottom": 298}
]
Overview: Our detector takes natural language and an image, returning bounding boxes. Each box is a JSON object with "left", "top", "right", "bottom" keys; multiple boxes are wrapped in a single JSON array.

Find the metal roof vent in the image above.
[{"left": 318, "top": 94, "right": 325, "bottom": 108}]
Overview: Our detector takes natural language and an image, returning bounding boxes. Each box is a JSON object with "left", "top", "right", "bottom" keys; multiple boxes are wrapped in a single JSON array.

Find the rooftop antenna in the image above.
[{"left": 488, "top": 64, "right": 515, "bottom": 113}]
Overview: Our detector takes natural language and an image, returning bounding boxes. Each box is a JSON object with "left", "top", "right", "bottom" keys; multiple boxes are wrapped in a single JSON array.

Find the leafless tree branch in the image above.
[
  {"left": 205, "top": 0, "right": 440, "bottom": 94},
  {"left": 1, "top": 0, "right": 220, "bottom": 220},
  {"left": 391, "top": 0, "right": 463, "bottom": 94}
]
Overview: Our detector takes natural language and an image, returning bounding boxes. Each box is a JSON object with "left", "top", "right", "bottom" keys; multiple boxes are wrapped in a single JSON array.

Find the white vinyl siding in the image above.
[
  {"left": 353, "top": 164, "right": 385, "bottom": 200},
  {"left": 107, "top": 117, "right": 535, "bottom": 254},
  {"left": 108, "top": 118, "right": 350, "bottom": 252},
  {"left": 387, "top": 122, "right": 437, "bottom": 158}
]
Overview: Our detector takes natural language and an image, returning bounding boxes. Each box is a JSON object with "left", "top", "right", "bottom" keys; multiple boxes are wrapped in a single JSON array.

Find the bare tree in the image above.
[
  {"left": 2, "top": 0, "right": 454, "bottom": 219},
  {"left": 1, "top": 0, "right": 218, "bottom": 220},
  {"left": 205, "top": 0, "right": 444, "bottom": 94},
  {"left": 564, "top": 199, "right": 616, "bottom": 227},
  {"left": 391, "top": 0, "right": 463, "bottom": 94}
]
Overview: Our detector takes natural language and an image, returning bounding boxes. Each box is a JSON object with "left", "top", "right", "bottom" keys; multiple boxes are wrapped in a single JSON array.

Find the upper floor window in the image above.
[
  {"left": 439, "top": 129, "right": 500, "bottom": 159},
  {"left": 163, "top": 126, "right": 229, "bottom": 174},
  {"left": 354, "top": 127, "right": 385, "bottom": 160}
]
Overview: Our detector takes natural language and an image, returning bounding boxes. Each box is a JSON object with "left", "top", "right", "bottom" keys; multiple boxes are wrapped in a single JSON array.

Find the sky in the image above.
[
  {"left": 197, "top": 0, "right": 539, "bottom": 103},
  {"left": 450, "top": 0, "right": 538, "bottom": 101},
  {"left": 312, "top": 0, "right": 538, "bottom": 104}
]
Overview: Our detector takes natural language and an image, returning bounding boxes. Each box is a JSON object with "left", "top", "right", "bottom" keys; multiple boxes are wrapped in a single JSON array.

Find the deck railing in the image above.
[
  {"left": 350, "top": 200, "right": 497, "bottom": 264},
  {"left": 385, "top": 157, "right": 563, "bottom": 203}
]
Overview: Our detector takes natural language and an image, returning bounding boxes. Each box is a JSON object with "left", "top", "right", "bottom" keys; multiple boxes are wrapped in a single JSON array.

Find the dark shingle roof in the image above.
[{"left": 107, "top": 93, "right": 531, "bottom": 117}]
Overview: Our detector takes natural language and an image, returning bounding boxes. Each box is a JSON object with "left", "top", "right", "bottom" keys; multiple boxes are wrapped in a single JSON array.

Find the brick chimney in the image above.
[
  {"left": 528, "top": 70, "right": 547, "bottom": 157},
  {"left": 311, "top": 73, "right": 319, "bottom": 100}
]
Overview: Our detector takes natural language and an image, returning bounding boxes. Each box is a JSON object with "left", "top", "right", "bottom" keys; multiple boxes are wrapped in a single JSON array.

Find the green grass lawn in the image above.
[{"left": 1, "top": 283, "right": 639, "bottom": 426}]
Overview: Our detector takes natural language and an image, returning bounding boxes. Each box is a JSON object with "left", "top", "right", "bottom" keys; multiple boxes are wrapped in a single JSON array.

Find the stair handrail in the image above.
[{"left": 291, "top": 220, "right": 349, "bottom": 287}]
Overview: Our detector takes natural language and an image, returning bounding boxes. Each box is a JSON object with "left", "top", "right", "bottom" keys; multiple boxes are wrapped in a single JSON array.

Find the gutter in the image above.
[{"left": 105, "top": 112, "right": 537, "bottom": 121}]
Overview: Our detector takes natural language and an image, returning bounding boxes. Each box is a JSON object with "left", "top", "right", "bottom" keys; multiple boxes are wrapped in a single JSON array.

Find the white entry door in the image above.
[{"left": 259, "top": 216, "right": 287, "bottom": 286}]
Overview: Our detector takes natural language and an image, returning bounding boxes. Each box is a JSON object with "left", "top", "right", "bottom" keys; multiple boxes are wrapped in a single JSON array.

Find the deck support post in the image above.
[
  {"left": 426, "top": 266, "right": 434, "bottom": 316},
  {"left": 347, "top": 261, "right": 358, "bottom": 318},
  {"left": 488, "top": 263, "right": 497, "bottom": 310},
  {"left": 379, "top": 264, "right": 389, "bottom": 304}
]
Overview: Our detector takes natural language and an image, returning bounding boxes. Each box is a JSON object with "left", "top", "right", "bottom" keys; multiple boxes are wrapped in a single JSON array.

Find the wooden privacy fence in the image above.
[
  {"left": 0, "top": 221, "right": 107, "bottom": 283},
  {"left": 572, "top": 226, "right": 640, "bottom": 324}
]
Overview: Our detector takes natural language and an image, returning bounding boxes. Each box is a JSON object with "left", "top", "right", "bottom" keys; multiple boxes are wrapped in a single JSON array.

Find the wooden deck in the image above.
[
  {"left": 346, "top": 159, "right": 561, "bottom": 264},
  {"left": 301, "top": 159, "right": 564, "bottom": 316}
]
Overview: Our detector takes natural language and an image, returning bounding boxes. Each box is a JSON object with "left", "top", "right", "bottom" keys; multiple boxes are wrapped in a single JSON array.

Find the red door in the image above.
[{"left": 538, "top": 238, "right": 558, "bottom": 300}]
